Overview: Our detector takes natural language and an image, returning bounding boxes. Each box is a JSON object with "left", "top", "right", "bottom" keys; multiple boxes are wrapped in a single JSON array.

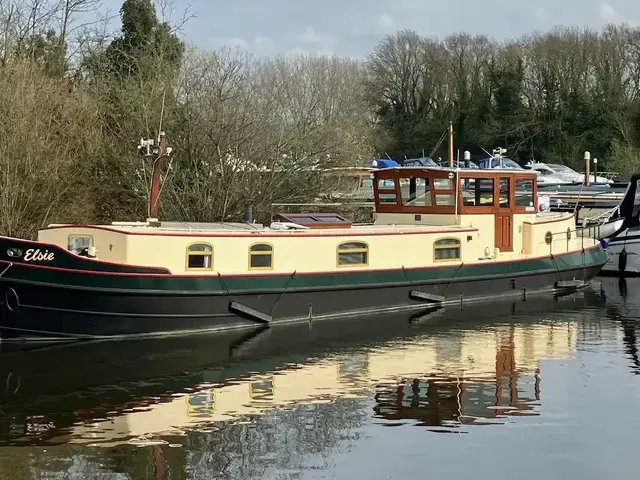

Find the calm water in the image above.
[{"left": 0, "top": 277, "right": 640, "bottom": 479}]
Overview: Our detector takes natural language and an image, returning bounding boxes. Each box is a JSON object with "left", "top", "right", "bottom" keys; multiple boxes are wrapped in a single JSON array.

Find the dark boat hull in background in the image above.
[{"left": 0, "top": 235, "right": 606, "bottom": 341}]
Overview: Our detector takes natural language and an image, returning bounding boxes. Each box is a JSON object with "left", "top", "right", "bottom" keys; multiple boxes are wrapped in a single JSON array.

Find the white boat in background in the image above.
[
  {"left": 525, "top": 161, "right": 614, "bottom": 184},
  {"left": 477, "top": 149, "right": 571, "bottom": 187}
]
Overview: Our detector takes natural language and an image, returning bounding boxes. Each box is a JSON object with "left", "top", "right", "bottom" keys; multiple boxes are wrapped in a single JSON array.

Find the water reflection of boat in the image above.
[
  {"left": 0, "top": 288, "right": 602, "bottom": 452},
  {"left": 599, "top": 276, "right": 640, "bottom": 374},
  {"left": 70, "top": 322, "right": 573, "bottom": 444}
]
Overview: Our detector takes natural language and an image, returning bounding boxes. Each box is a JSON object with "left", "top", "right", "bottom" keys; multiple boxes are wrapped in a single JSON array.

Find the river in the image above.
[{"left": 0, "top": 276, "right": 638, "bottom": 479}]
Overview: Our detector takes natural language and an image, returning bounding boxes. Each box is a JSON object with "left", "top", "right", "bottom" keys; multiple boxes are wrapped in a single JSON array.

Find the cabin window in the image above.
[
  {"left": 434, "top": 238, "right": 461, "bottom": 261},
  {"left": 68, "top": 235, "right": 93, "bottom": 254},
  {"left": 434, "top": 178, "right": 453, "bottom": 190},
  {"left": 187, "top": 243, "right": 213, "bottom": 269},
  {"left": 250, "top": 376, "right": 275, "bottom": 400},
  {"left": 499, "top": 177, "right": 510, "bottom": 207},
  {"left": 378, "top": 192, "right": 398, "bottom": 204},
  {"left": 401, "top": 177, "right": 432, "bottom": 207},
  {"left": 249, "top": 243, "right": 273, "bottom": 269},
  {"left": 378, "top": 178, "right": 395, "bottom": 189},
  {"left": 337, "top": 241, "right": 368, "bottom": 266},
  {"left": 462, "top": 178, "right": 494, "bottom": 207},
  {"left": 435, "top": 194, "right": 455, "bottom": 206},
  {"left": 515, "top": 179, "right": 535, "bottom": 207}
]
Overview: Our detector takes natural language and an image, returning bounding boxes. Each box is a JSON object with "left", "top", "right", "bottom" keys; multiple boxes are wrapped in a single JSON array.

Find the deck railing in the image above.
[{"left": 544, "top": 224, "right": 602, "bottom": 256}]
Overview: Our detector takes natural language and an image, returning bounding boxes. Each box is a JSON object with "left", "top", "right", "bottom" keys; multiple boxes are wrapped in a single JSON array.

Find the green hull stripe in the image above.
[{"left": 3, "top": 247, "right": 606, "bottom": 293}]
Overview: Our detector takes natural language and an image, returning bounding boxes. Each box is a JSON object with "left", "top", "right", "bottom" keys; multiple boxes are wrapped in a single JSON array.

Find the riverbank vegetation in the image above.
[{"left": 0, "top": 0, "right": 639, "bottom": 238}]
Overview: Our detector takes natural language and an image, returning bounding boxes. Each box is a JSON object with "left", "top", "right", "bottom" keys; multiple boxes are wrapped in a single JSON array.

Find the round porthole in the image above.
[{"left": 545, "top": 231, "right": 552, "bottom": 245}]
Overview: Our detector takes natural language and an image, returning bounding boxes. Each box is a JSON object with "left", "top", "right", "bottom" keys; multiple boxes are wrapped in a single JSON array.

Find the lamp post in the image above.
[{"left": 584, "top": 151, "right": 591, "bottom": 186}]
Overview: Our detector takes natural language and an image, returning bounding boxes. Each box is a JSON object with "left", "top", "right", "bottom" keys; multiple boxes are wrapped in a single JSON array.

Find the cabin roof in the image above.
[{"left": 42, "top": 221, "right": 479, "bottom": 236}]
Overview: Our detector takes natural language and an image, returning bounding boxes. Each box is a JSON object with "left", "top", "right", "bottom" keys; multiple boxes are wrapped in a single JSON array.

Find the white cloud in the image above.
[
  {"left": 315, "top": 49, "right": 335, "bottom": 57},
  {"left": 285, "top": 47, "right": 308, "bottom": 57},
  {"left": 252, "top": 36, "right": 277, "bottom": 55},
  {"left": 207, "top": 36, "right": 277, "bottom": 56},
  {"left": 598, "top": 2, "right": 638, "bottom": 26},
  {"left": 210, "top": 37, "right": 249, "bottom": 49},
  {"left": 599, "top": 2, "right": 617, "bottom": 22},
  {"left": 285, "top": 48, "right": 335, "bottom": 58},
  {"left": 378, "top": 13, "right": 395, "bottom": 29},
  {"left": 297, "top": 26, "right": 333, "bottom": 45},
  {"left": 534, "top": 7, "right": 548, "bottom": 23}
]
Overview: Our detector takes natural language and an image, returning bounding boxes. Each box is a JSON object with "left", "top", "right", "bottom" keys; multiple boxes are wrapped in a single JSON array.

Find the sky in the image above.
[{"left": 97, "top": 0, "right": 640, "bottom": 58}]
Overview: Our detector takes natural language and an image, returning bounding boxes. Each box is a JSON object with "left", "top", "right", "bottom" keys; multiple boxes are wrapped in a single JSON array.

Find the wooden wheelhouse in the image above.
[{"left": 371, "top": 167, "right": 539, "bottom": 253}]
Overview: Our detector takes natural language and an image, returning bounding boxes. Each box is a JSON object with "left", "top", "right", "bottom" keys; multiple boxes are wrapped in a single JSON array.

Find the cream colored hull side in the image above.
[{"left": 37, "top": 213, "right": 592, "bottom": 275}]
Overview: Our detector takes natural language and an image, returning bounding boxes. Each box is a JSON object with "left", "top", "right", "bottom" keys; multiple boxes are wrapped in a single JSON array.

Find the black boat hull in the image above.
[{"left": 0, "top": 258, "right": 604, "bottom": 341}]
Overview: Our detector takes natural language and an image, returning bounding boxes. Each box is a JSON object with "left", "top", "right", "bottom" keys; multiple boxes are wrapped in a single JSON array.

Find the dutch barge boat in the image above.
[{"left": 0, "top": 134, "right": 607, "bottom": 341}]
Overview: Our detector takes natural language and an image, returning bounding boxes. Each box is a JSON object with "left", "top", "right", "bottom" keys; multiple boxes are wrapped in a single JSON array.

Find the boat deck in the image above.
[{"left": 45, "top": 221, "right": 478, "bottom": 236}]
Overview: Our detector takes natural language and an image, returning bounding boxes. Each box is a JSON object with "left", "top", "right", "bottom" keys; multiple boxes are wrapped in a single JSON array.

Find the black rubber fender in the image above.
[{"left": 619, "top": 247, "right": 628, "bottom": 273}]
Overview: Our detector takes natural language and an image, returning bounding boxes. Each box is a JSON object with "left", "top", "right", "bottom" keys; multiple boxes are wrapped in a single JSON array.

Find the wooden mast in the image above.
[
  {"left": 138, "top": 131, "right": 173, "bottom": 222},
  {"left": 148, "top": 132, "right": 167, "bottom": 219}
]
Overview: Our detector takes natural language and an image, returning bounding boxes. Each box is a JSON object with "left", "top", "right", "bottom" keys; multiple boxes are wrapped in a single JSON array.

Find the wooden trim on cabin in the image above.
[
  {"left": 457, "top": 173, "right": 538, "bottom": 215},
  {"left": 372, "top": 167, "right": 538, "bottom": 216},
  {"left": 185, "top": 242, "right": 214, "bottom": 271},
  {"left": 336, "top": 241, "right": 369, "bottom": 268},
  {"left": 248, "top": 242, "right": 274, "bottom": 270}
]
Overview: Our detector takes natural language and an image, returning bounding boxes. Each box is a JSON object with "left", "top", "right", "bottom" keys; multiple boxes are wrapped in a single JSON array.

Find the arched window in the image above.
[
  {"left": 337, "top": 241, "right": 369, "bottom": 267},
  {"left": 433, "top": 238, "right": 461, "bottom": 261},
  {"left": 186, "top": 243, "right": 213, "bottom": 270},
  {"left": 249, "top": 243, "right": 273, "bottom": 269},
  {"left": 249, "top": 376, "right": 275, "bottom": 400}
]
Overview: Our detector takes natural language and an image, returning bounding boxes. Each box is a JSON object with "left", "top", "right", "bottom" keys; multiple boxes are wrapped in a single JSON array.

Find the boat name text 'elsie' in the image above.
[{"left": 24, "top": 248, "right": 55, "bottom": 262}]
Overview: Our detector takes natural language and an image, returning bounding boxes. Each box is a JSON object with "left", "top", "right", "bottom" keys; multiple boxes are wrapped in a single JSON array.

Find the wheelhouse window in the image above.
[
  {"left": 435, "top": 194, "right": 455, "bottom": 205},
  {"left": 337, "top": 241, "right": 368, "bottom": 267},
  {"left": 434, "top": 238, "right": 461, "bottom": 261},
  {"left": 499, "top": 177, "right": 510, "bottom": 207},
  {"left": 249, "top": 243, "right": 273, "bottom": 269},
  {"left": 378, "top": 178, "right": 395, "bottom": 189},
  {"left": 68, "top": 235, "right": 92, "bottom": 254},
  {"left": 373, "top": 168, "right": 457, "bottom": 213},
  {"left": 401, "top": 177, "right": 432, "bottom": 207},
  {"left": 462, "top": 178, "right": 494, "bottom": 207},
  {"left": 515, "top": 179, "right": 535, "bottom": 208},
  {"left": 434, "top": 178, "right": 453, "bottom": 190},
  {"left": 187, "top": 243, "right": 213, "bottom": 270}
]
